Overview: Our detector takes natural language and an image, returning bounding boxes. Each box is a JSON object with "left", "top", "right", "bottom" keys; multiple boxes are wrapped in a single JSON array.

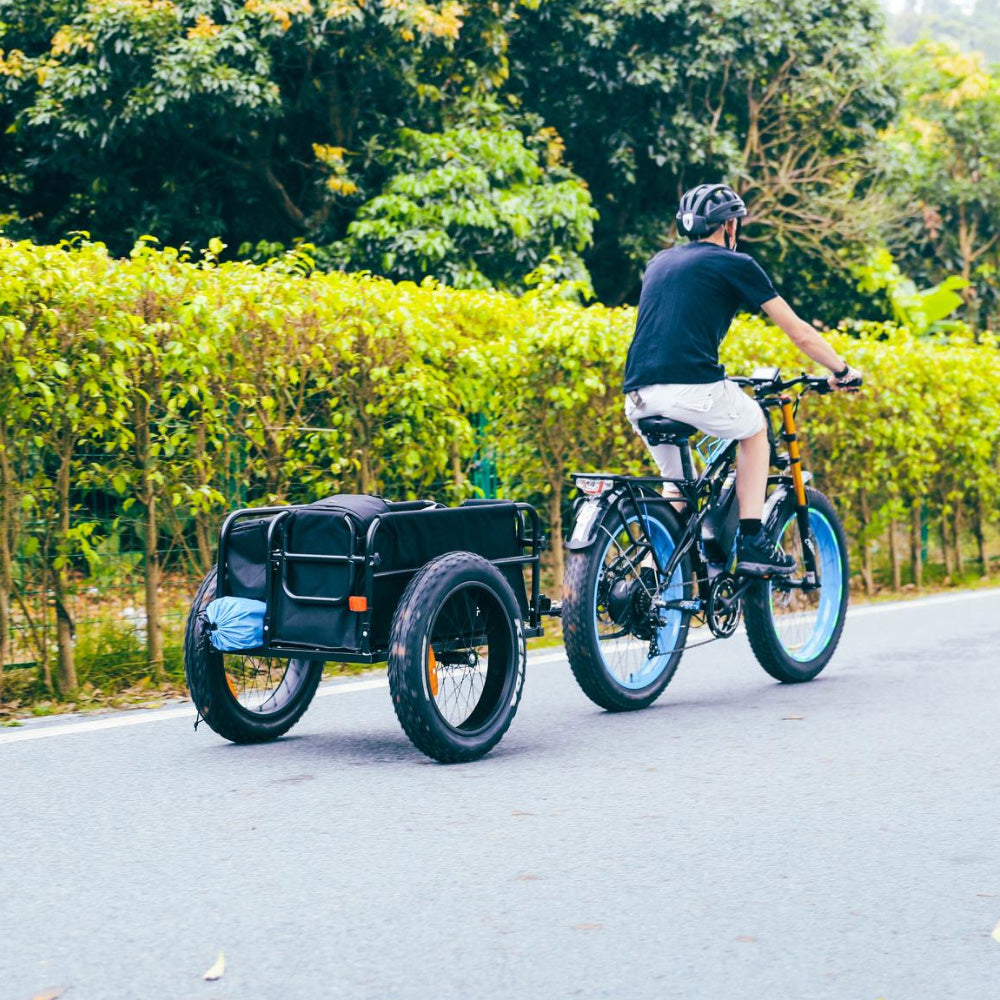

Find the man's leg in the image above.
[
  {"left": 735, "top": 426, "right": 769, "bottom": 521},
  {"left": 735, "top": 426, "right": 794, "bottom": 576}
]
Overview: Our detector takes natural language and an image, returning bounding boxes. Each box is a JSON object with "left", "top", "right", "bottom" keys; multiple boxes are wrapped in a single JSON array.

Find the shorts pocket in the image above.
[{"left": 670, "top": 384, "right": 716, "bottom": 413}]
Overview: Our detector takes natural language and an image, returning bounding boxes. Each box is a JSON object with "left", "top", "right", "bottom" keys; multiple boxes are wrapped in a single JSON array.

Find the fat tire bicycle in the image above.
[{"left": 561, "top": 367, "right": 856, "bottom": 712}]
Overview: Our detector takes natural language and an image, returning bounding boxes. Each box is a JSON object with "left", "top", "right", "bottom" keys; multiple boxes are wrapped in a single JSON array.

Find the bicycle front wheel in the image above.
[
  {"left": 744, "top": 487, "right": 849, "bottom": 683},
  {"left": 562, "top": 501, "right": 692, "bottom": 711}
]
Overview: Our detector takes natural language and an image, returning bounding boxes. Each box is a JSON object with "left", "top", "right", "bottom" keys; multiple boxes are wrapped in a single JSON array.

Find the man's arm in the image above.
[{"left": 761, "top": 296, "right": 848, "bottom": 374}]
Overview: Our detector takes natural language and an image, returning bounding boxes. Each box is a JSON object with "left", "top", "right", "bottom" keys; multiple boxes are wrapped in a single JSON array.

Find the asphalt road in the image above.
[{"left": 4, "top": 588, "right": 1000, "bottom": 1000}]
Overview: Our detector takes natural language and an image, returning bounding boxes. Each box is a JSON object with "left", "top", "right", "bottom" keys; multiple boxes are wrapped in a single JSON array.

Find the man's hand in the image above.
[{"left": 829, "top": 367, "right": 863, "bottom": 392}]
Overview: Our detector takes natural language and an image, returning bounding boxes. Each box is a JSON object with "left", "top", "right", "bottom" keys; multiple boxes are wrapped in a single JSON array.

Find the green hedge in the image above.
[{"left": 2, "top": 238, "right": 999, "bottom": 694}]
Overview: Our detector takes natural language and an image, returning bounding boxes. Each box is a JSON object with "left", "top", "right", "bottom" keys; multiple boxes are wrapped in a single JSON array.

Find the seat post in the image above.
[{"left": 678, "top": 441, "right": 695, "bottom": 482}]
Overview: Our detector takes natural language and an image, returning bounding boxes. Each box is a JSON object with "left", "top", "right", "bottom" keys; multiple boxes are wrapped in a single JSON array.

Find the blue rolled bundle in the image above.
[{"left": 205, "top": 597, "right": 267, "bottom": 652}]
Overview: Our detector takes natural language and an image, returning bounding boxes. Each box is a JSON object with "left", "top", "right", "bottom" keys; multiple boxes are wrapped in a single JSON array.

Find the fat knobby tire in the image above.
[
  {"left": 562, "top": 504, "right": 692, "bottom": 712},
  {"left": 744, "top": 487, "right": 849, "bottom": 683},
  {"left": 184, "top": 568, "right": 323, "bottom": 743},
  {"left": 387, "top": 551, "right": 525, "bottom": 764}
]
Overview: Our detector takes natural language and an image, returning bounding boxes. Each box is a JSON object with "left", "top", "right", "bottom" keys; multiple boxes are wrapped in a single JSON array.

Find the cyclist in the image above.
[{"left": 623, "top": 182, "right": 861, "bottom": 577}]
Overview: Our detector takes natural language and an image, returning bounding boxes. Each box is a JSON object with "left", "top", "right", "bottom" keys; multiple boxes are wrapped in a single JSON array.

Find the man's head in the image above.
[{"left": 676, "top": 184, "right": 747, "bottom": 249}]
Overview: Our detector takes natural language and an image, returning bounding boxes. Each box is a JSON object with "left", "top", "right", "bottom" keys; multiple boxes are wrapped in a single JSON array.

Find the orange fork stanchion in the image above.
[
  {"left": 779, "top": 396, "right": 818, "bottom": 582},
  {"left": 780, "top": 396, "right": 807, "bottom": 507}
]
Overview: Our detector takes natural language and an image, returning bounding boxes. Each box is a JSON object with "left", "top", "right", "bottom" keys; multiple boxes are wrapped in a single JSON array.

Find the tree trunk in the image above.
[
  {"left": 193, "top": 423, "right": 214, "bottom": 574},
  {"left": 195, "top": 514, "right": 214, "bottom": 576},
  {"left": 952, "top": 501, "right": 964, "bottom": 578},
  {"left": 451, "top": 441, "right": 464, "bottom": 498},
  {"left": 0, "top": 445, "right": 12, "bottom": 700},
  {"left": 36, "top": 535, "right": 53, "bottom": 694},
  {"left": 143, "top": 487, "right": 164, "bottom": 680},
  {"left": 54, "top": 451, "right": 77, "bottom": 694},
  {"left": 359, "top": 445, "right": 374, "bottom": 495},
  {"left": 939, "top": 515, "right": 953, "bottom": 580},
  {"left": 136, "top": 395, "right": 164, "bottom": 680},
  {"left": 909, "top": 503, "right": 923, "bottom": 589},
  {"left": 974, "top": 496, "right": 989, "bottom": 576},
  {"left": 888, "top": 519, "right": 901, "bottom": 592},
  {"left": 858, "top": 490, "right": 874, "bottom": 595},
  {"left": 548, "top": 486, "right": 565, "bottom": 593}
]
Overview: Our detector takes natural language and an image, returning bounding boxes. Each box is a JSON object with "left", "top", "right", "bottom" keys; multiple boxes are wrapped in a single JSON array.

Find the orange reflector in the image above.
[
  {"left": 428, "top": 646, "right": 439, "bottom": 698},
  {"left": 348, "top": 596, "right": 368, "bottom": 612}
]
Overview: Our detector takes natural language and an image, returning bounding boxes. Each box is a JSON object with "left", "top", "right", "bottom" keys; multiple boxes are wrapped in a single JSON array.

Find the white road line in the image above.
[
  {"left": 0, "top": 677, "right": 389, "bottom": 746},
  {"left": 2, "top": 587, "right": 998, "bottom": 746},
  {"left": 846, "top": 588, "right": 1000, "bottom": 618}
]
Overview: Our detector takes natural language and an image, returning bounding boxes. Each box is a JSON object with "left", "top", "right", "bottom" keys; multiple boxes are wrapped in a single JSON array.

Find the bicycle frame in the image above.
[{"left": 570, "top": 374, "right": 826, "bottom": 614}]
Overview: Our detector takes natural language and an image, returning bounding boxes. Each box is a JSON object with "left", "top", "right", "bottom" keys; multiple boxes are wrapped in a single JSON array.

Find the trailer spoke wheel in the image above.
[
  {"left": 389, "top": 552, "right": 525, "bottom": 763},
  {"left": 184, "top": 569, "right": 322, "bottom": 743}
]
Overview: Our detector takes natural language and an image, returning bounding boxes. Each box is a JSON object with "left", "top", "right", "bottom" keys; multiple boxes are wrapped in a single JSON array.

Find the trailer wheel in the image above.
[
  {"left": 388, "top": 552, "right": 526, "bottom": 763},
  {"left": 184, "top": 569, "right": 323, "bottom": 743}
]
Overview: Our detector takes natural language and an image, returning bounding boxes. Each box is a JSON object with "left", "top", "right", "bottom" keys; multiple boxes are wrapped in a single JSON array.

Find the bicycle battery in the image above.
[{"left": 701, "top": 477, "right": 739, "bottom": 563}]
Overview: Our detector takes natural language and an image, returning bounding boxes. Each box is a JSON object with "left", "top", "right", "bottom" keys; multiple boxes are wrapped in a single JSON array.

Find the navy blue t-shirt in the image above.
[{"left": 623, "top": 242, "right": 779, "bottom": 389}]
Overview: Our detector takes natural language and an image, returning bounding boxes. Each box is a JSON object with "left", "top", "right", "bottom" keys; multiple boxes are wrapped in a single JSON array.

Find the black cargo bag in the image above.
[
  {"left": 269, "top": 494, "right": 391, "bottom": 651},
  {"left": 367, "top": 500, "right": 529, "bottom": 647},
  {"left": 220, "top": 495, "right": 529, "bottom": 654}
]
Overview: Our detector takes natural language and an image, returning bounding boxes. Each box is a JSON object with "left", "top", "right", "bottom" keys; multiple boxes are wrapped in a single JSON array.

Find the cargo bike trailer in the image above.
[{"left": 184, "top": 495, "right": 557, "bottom": 763}]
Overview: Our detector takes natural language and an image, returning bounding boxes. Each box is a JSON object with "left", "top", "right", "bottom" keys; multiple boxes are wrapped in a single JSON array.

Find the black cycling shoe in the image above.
[{"left": 736, "top": 529, "right": 795, "bottom": 577}]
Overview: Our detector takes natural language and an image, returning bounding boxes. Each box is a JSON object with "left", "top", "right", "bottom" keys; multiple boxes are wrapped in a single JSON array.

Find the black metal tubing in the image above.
[
  {"left": 215, "top": 505, "right": 292, "bottom": 597},
  {"left": 222, "top": 499, "right": 547, "bottom": 660},
  {"left": 276, "top": 514, "right": 363, "bottom": 606},
  {"left": 573, "top": 434, "right": 737, "bottom": 588}
]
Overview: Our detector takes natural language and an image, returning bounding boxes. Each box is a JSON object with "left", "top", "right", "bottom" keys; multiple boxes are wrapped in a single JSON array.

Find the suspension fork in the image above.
[{"left": 779, "top": 396, "right": 818, "bottom": 580}]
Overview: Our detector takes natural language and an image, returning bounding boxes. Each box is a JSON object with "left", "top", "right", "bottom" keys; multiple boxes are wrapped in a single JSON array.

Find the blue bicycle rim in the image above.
[
  {"left": 769, "top": 508, "right": 843, "bottom": 662},
  {"left": 592, "top": 508, "right": 684, "bottom": 690}
]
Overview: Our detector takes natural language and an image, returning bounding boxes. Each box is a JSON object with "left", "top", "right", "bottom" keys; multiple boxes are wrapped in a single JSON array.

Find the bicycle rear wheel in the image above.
[
  {"left": 744, "top": 487, "right": 849, "bottom": 683},
  {"left": 563, "top": 501, "right": 692, "bottom": 711}
]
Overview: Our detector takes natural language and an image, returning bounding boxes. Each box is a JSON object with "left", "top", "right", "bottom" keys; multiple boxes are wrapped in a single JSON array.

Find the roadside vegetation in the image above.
[
  {"left": 1, "top": 238, "right": 998, "bottom": 720},
  {"left": 1, "top": 0, "right": 999, "bottom": 717}
]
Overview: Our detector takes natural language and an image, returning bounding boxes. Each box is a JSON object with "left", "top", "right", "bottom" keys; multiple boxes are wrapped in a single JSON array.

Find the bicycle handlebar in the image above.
[{"left": 730, "top": 370, "right": 863, "bottom": 396}]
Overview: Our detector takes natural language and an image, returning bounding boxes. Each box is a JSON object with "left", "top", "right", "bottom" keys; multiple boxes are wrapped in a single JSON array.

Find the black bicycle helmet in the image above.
[{"left": 676, "top": 183, "right": 747, "bottom": 239}]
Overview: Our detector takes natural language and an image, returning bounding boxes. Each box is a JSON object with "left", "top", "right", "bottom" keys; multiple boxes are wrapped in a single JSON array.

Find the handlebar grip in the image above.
[{"left": 838, "top": 373, "right": 863, "bottom": 390}]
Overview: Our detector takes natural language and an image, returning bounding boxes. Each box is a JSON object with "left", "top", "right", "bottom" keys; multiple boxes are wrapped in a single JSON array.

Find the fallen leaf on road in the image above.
[
  {"left": 203, "top": 951, "right": 226, "bottom": 980},
  {"left": 992, "top": 920, "right": 1000, "bottom": 944},
  {"left": 572, "top": 923, "right": 603, "bottom": 931},
  {"left": 781, "top": 716, "right": 804, "bottom": 721},
  {"left": 514, "top": 874, "right": 540, "bottom": 881},
  {"left": 735, "top": 935, "right": 757, "bottom": 943},
  {"left": 31, "top": 989, "right": 66, "bottom": 1000}
]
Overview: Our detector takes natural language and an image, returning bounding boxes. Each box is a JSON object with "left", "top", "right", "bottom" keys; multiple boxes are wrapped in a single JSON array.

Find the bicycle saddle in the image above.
[{"left": 637, "top": 416, "right": 697, "bottom": 444}]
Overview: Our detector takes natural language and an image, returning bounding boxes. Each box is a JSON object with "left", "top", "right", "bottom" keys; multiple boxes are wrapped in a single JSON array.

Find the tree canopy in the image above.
[
  {"left": 0, "top": 0, "right": 998, "bottom": 321},
  {"left": 507, "top": 0, "right": 897, "bottom": 312}
]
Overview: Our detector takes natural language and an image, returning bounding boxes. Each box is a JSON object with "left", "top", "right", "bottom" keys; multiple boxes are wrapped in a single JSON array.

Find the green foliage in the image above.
[
  {"left": 0, "top": 0, "right": 597, "bottom": 292},
  {"left": 883, "top": 42, "right": 1000, "bottom": 332},
  {"left": 1, "top": 238, "right": 999, "bottom": 688},
  {"left": 853, "top": 247, "right": 969, "bottom": 335},
  {"left": 332, "top": 122, "right": 597, "bottom": 292},
  {"left": 506, "top": 0, "right": 898, "bottom": 308},
  {"left": 0, "top": 0, "right": 907, "bottom": 314}
]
